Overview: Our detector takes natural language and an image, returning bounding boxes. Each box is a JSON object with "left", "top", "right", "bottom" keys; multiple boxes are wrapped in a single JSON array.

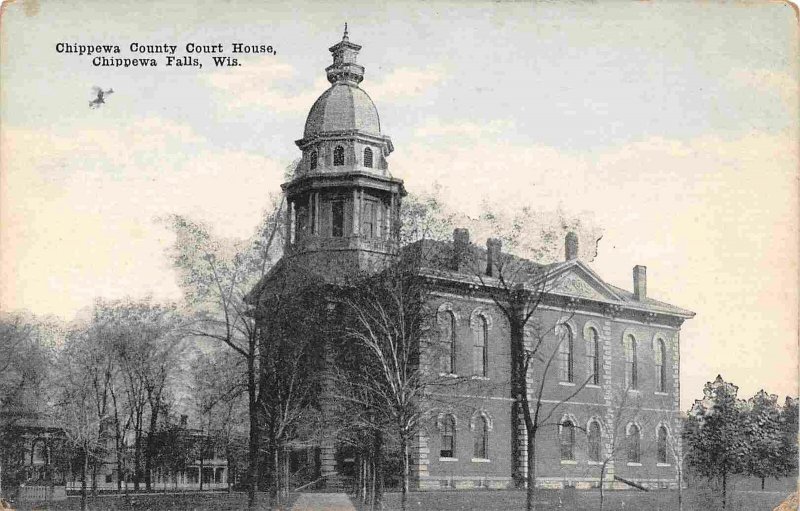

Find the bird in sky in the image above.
[{"left": 89, "top": 87, "right": 114, "bottom": 109}]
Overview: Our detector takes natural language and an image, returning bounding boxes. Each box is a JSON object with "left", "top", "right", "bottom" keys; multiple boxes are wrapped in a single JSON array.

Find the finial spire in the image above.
[{"left": 326, "top": 25, "right": 363, "bottom": 84}]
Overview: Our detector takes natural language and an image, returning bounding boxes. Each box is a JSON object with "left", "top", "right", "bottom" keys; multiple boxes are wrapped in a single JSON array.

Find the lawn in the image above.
[
  {"left": 8, "top": 488, "right": 792, "bottom": 511},
  {"left": 369, "top": 488, "right": 790, "bottom": 511},
  {"left": 7, "top": 491, "right": 297, "bottom": 511}
]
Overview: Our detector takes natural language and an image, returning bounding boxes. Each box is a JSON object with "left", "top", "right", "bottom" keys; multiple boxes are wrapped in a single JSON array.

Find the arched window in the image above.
[
  {"left": 588, "top": 421, "right": 602, "bottom": 462},
  {"left": 333, "top": 145, "right": 345, "bottom": 166},
  {"left": 440, "top": 415, "right": 456, "bottom": 458},
  {"left": 587, "top": 327, "right": 600, "bottom": 385},
  {"left": 656, "top": 339, "right": 667, "bottom": 392},
  {"left": 657, "top": 426, "right": 669, "bottom": 464},
  {"left": 558, "top": 325, "right": 574, "bottom": 383},
  {"left": 473, "top": 415, "right": 488, "bottom": 459},
  {"left": 438, "top": 311, "right": 456, "bottom": 374},
  {"left": 363, "top": 147, "right": 373, "bottom": 168},
  {"left": 309, "top": 150, "right": 318, "bottom": 170},
  {"left": 473, "top": 316, "right": 488, "bottom": 376},
  {"left": 627, "top": 424, "right": 641, "bottom": 463},
  {"left": 560, "top": 420, "right": 575, "bottom": 461},
  {"left": 624, "top": 335, "right": 638, "bottom": 389}
]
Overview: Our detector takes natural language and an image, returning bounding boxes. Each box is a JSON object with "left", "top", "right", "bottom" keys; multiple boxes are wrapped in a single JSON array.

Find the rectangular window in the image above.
[
  {"left": 331, "top": 201, "right": 344, "bottom": 237},
  {"left": 362, "top": 201, "right": 375, "bottom": 238}
]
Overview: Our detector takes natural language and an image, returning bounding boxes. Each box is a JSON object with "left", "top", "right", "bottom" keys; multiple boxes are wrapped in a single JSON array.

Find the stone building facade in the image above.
[{"left": 260, "top": 28, "right": 694, "bottom": 491}]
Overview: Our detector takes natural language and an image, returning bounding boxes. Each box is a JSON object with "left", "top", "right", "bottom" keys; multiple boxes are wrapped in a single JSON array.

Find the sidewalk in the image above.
[{"left": 290, "top": 493, "right": 357, "bottom": 511}]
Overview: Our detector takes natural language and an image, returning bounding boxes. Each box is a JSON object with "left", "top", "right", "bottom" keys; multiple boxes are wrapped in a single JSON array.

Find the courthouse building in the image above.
[{"left": 258, "top": 28, "right": 694, "bottom": 491}]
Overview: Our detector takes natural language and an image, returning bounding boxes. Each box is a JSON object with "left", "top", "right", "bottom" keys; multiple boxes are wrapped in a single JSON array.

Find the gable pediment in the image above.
[{"left": 548, "top": 263, "right": 622, "bottom": 303}]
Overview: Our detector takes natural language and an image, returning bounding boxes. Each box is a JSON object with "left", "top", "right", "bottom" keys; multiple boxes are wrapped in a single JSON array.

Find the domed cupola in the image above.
[{"left": 282, "top": 25, "right": 405, "bottom": 279}]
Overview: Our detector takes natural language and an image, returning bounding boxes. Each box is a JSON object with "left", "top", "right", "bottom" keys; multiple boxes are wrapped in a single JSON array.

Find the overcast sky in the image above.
[{"left": 1, "top": 0, "right": 797, "bottom": 409}]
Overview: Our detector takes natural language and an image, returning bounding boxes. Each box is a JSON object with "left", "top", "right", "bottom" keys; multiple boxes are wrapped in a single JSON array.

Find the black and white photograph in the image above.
[{"left": 1, "top": 1, "right": 798, "bottom": 510}]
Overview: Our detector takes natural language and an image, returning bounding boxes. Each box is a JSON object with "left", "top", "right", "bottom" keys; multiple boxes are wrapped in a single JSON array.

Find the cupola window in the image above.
[
  {"left": 364, "top": 147, "right": 373, "bottom": 168},
  {"left": 333, "top": 145, "right": 345, "bottom": 166},
  {"left": 310, "top": 150, "right": 318, "bottom": 170}
]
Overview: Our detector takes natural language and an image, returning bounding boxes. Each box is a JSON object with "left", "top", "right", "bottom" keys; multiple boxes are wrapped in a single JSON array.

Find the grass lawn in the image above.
[
  {"left": 367, "top": 488, "right": 791, "bottom": 511},
  {"left": 8, "top": 488, "right": 792, "bottom": 510},
  {"left": 8, "top": 491, "right": 298, "bottom": 511}
]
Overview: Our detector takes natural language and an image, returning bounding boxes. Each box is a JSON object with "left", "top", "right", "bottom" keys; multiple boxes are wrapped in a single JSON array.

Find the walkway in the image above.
[{"left": 290, "top": 492, "right": 357, "bottom": 511}]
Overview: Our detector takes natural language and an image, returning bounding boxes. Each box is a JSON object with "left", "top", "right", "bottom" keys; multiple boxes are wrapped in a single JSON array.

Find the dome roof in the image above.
[{"left": 303, "top": 83, "right": 381, "bottom": 138}]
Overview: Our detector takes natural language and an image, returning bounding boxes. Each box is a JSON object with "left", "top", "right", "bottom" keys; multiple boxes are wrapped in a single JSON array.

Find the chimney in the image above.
[
  {"left": 180, "top": 414, "right": 188, "bottom": 427},
  {"left": 486, "top": 238, "right": 502, "bottom": 276},
  {"left": 633, "top": 265, "right": 647, "bottom": 300},
  {"left": 451, "top": 228, "right": 470, "bottom": 271},
  {"left": 565, "top": 231, "right": 579, "bottom": 261}
]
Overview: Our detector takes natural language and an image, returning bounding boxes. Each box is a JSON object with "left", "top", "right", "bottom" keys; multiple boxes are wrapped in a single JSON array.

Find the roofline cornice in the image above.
[
  {"left": 417, "top": 267, "right": 695, "bottom": 320},
  {"left": 296, "top": 130, "right": 394, "bottom": 153}
]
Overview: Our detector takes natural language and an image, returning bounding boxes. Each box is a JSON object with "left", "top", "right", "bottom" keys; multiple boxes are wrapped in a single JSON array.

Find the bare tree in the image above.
[
  {"left": 97, "top": 299, "right": 185, "bottom": 492},
  {"left": 165, "top": 195, "right": 284, "bottom": 510},
  {"left": 464, "top": 236, "right": 596, "bottom": 510},
  {"left": 52, "top": 327, "right": 111, "bottom": 511},
  {"left": 333, "top": 243, "right": 476, "bottom": 511},
  {"left": 587, "top": 382, "right": 644, "bottom": 511}
]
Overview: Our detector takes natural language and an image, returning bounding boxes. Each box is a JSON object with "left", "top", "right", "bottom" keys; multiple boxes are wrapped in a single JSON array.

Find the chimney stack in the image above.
[
  {"left": 451, "top": 228, "right": 470, "bottom": 271},
  {"left": 486, "top": 238, "right": 502, "bottom": 276},
  {"left": 180, "top": 414, "right": 188, "bottom": 427},
  {"left": 565, "top": 231, "right": 579, "bottom": 261},
  {"left": 633, "top": 265, "right": 647, "bottom": 300}
]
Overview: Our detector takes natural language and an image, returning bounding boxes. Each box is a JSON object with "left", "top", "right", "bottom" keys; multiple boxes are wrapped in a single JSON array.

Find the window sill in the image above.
[
  {"left": 656, "top": 463, "right": 672, "bottom": 467},
  {"left": 438, "top": 373, "right": 459, "bottom": 379},
  {"left": 654, "top": 391, "right": 669, "bottom": 396},
  {"left": 558, "top": 382, "right": 576, "bottom": 387},
  {"left": 626, "top": 462, "right": 642, "bottom": 467},
  {"left": 471, "top": 458, "right": 491, "bottom": 463},
  {"left": 471, "top": 375, "right": 490, "bottom": 381},
  {"left": 439, "top": 457, "right": 458, "bottom": 462},
  {"left": 585, "top": 384, "right": 601, "bottom": 389},
  {"left": 560, "top": 460, "right": 577, "bottom": 465},
  {"left": 587, "top": 460, "right": 603, "bottom": 465},
  {"left": 627, "top": 389, "right": 640, "bottom": 394}
]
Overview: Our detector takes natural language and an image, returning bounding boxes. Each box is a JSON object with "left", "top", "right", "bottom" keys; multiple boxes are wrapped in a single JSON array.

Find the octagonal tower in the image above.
[{"left": 283, "top": 26, "right": 406, "bottom": 282}]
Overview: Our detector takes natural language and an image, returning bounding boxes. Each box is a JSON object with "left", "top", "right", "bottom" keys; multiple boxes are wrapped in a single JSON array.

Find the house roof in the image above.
[{"left": 404, "top": 239, "right": 695, "bottom": 319}]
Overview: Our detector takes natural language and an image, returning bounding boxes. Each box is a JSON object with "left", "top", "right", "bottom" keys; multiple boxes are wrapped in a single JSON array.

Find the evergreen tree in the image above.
[
  {"left": 780, "top": 397, "right": 798, "bottom": 475},
  {"left": 685, "top": 375, "right": 748, "bottom": 509},
  {"left": 744, "top": 390, "right": 785, "bottom": 490}
]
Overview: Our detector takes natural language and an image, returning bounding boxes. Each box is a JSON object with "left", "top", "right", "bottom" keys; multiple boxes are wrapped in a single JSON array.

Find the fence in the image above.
[{"left": 17, "top": 485, "right": 67, "bottom": 501}]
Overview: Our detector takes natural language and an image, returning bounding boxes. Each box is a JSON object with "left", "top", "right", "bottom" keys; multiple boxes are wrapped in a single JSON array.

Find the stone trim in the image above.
[
  {"left": 436, "top": 302, "right": 462, "bottom": 324},
  {"left": 469, "top": 409, "right": 494, "bottom": 432},
  {"left": 469, "top": 307, "right": 494, "bottom": 330}
]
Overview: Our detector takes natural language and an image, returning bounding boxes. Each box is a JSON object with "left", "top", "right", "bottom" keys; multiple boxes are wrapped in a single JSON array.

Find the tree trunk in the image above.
[
  {"left": 401, "top": 435, "right": 409, "bottom": 511},
  {"left": 373, "top": 431, "right": 383, "bottom": 510},
  {"left": 145, "top": 400, "right": 160, "bottom": 492},
  {"left": 134, "top": 428, "right": 142, "bottom": 491},
  {"left": 722, "top": 470, "right": 727, "bottom": 510},
  {"left": 271, "top": 444, "right": 280, "bottom": 509},
  {"left": 81, "top": 445, "right": 88, "bottom": 511},
  {"left": 247, "top": 355, "right": 259, "bottom": 511},
  {"left": 227, "top": 452, "right": 233, "bottom": 494},
  {"left": 599, "top": 460, "right": 608, "bottom": 511},
  {"left": 91, "top": 457, "right": 98, "bottom": 497},
  {"left": 526, "top": 428, "right": 536, "bottom": 511}
]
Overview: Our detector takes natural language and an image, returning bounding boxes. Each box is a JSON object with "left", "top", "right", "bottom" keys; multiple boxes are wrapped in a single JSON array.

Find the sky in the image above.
[{"left": 1, "top": 0, "right": 798, "bottom": 409}]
